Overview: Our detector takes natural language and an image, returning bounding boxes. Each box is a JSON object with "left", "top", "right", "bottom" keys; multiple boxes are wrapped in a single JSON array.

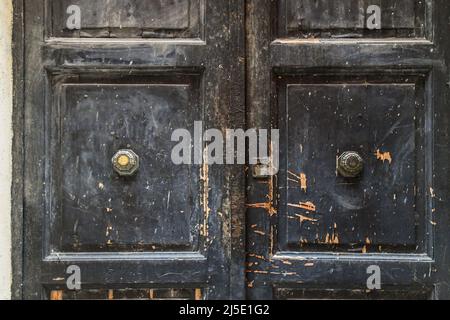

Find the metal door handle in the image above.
[
  {"left": 112, "top": 149, "right": 140, "bottom": 176},
  {"left": 337, "top": 151, "right": 364, "bottom": 178}
]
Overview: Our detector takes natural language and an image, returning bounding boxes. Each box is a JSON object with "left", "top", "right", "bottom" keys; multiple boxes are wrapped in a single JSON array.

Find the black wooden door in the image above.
[
  {"left": 22, "top": 0, "right": 245, "bottom": 300},
  {"left": 246, "top": 0, "right": 450, "bottom": 299},
  {"left": 20, "top": 0, "right": 450, "bottom": 301}
]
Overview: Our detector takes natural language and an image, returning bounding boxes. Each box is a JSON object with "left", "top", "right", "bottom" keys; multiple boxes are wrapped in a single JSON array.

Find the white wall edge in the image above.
[{"left": 0, "top": 0, "right": 13, "bottom": 300}]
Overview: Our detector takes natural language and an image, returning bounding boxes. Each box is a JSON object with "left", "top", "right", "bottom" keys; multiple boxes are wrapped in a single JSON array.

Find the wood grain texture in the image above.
[{"left": 56, "top": 81, "right": 200, "bottom": 252}]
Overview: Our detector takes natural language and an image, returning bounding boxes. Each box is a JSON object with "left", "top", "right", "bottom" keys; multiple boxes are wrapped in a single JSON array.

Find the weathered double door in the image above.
[{"left": 22, "top": 0, "right": 450, "bottom": 299}]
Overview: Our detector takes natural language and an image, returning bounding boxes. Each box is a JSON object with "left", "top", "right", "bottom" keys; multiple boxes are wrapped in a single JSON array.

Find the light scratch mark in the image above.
[
  {"left": 254, "top": 230, "right": 266, "bottom": 236},
  {"left": 295, "top": 214, "right": 318, "bottom": 224},
  {"left": 288, "top": 201, "right": 317, "bottom": 212}
]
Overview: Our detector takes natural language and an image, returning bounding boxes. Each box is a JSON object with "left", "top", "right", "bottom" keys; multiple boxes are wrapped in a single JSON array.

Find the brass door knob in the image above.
[
  {"left": 337, "top": 151, "right": 364, "bottom": 178},
  {"left": 112, "top": 149, "right": 140, "bottom": 176}
]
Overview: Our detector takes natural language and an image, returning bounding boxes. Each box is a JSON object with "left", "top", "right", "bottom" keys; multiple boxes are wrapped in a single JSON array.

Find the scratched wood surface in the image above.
[
  {"left": 21, "top": 0, "right": 246, "bottom": 300},
  {"left": 279, "top": 79, "right": 423, "bottom": 253},
  {"left": 246, "top": 0, "right": 450, "bottom": 300},
  {"left": 15, "top": 0, "right": 450, "bottom": 300}
]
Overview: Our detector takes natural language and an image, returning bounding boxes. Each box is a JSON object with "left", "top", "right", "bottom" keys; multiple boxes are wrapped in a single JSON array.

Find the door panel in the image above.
[
  {"left": 23, "top": 0, "right": 245, "bottom": 300},
  {"left": 58, "top": 79, "right": 201, "bottom": 252},
  {"left": 246, "top": 0, "right": 450, "bottom": 300},
  {"left": 50, "top": 0, "right": 202, "bottom": 38},
  {"left": 278, "top": 77, "right": 426, "bottom": 253},
  {"left": 280, "top": 0, "right": 428, "bottom": 38}
]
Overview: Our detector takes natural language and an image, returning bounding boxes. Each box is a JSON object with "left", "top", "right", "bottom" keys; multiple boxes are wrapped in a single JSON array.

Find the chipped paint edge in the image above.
[{"left": 0, "top": 0, "right": 13, "bottom": 300}]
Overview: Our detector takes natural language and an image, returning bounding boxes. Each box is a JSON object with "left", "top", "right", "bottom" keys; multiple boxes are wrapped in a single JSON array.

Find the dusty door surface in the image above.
[
  {"left": 19, "top": 0, "right": 450, "bottom": 300},
  {"left": 246, "top": 0, "right": 450, "bottom": 300},
  {"left": 21, "top": 0, "right": 245, "bottom": 300}
]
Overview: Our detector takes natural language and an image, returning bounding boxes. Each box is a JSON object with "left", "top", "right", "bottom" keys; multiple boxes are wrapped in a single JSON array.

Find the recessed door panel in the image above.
[
  {"left": 56, "top": 81, "right": 200, "bottom": 253},
  {"left": 50, "top": 0, "right": 203, "bottom": 38},
  {"left": 278, "top": 77, "right": 426, "bottom": 254},
  {"left": 279, "top": 0, "right": 428, "bottom": 38}
]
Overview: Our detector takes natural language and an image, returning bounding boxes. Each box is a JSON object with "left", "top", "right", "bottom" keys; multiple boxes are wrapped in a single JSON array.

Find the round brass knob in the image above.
[
  {"left": 112, "top": 149, "right": 140, "bottom": 177},
  {"left": 337, "top": 151, "right": 364, "bottom": 178}
]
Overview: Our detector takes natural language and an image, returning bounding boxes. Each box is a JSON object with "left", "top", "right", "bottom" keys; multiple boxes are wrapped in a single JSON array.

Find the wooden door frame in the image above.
[{"left": 11, "top": 0, "right": 25, "bottom": 300}]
